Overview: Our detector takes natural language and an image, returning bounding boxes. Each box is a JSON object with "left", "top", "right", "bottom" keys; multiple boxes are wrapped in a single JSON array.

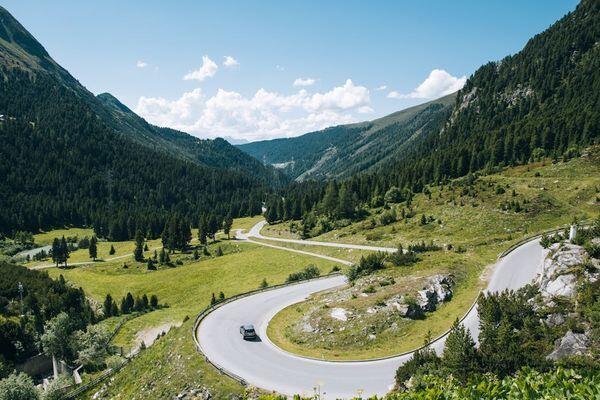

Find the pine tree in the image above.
[
  {"left": 198, "top": 214, "right": 208, "bottom": 245},
  {"left": 441, "top": 319, "right": 479, "bottom": 382},
  {"left": 223, "top": 214, "right": 233, "bottom": 239},
  {"left": 109, "top": 245, "right": 116, "bottom": 255},
  {"left": 125, "top": 292, "right": 134, "bottom": 313},
  {"left": 321, "top": 181, "right": 339, "bottom": 217},
  {"left": 89, "top": 235, "right": 98, "bottom": 261},
  {"left": 59, "top": 236, "right": 70, "bottom": 268},
  {"left": 111, "top": 301, "right": 119, "bottom": 316},
  {"left": 51, "top": 238, "right": 60, "bottom": 267},
  {"left": 207, "top": 213, "right": 219, "bottom": 241},
  {"left": 134, "top": 229, "right": 144, "bottom": 261},
  {"left": 120, "top": 296, "right": 129, "bottom": 314},
  {"left": 150, "top": 294, "right": 158, "bottom": 309},
  {"left": 103, "top": 294, "right": 113, "bottom": 317}
]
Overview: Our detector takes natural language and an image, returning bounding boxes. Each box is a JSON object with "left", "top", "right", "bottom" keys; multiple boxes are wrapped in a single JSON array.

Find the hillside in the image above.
[
  {"left": 238, "top": 93, "right": 456, "bottom": 180},
  {"left": 0, "top": 6, "right": 271, "bottom": 235},
  {"left": 97, "top": 93, "right": 285, "bottom": 184},
  {"left": 368, "top": 0, "right": 600, "bottom": 191}
]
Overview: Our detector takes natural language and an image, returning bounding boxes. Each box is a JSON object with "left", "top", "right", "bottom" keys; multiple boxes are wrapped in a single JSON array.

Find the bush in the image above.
[
  {"left": 0, "top": 372, "right": 39, "bottom": 400},
  {"left": 105, "top": 354, "right": 126, "bottom": 370},
  {"left": 379, "top": 209, "right": 397, "bottom": 226},
  {"left": 346, "top": 252, "right": 386, "bottom": 281},
  {"left": 42, "top": 374, "right": 72, "bottom": 400},
  {"left": 286, "top": 265, "right": 321, "bottom": 283},
  {"left": 585, "top": 243, "right": 600, "bottom": 259},
  {"left": 409, "top": 241, "right": 442, "bottom": 253},
  {"left": 388, "top": 245, "right": 418, "bottom": 267}
]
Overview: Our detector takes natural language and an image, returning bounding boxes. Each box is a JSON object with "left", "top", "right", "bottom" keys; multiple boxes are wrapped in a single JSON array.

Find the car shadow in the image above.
[{"left": 244, "top": 336, "right": 262, "bottom": 343}]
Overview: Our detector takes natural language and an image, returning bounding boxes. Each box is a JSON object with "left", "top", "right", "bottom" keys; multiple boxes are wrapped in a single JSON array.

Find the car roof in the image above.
[{"left": 242, "top": 324, "right": 255, "bottom": 329}]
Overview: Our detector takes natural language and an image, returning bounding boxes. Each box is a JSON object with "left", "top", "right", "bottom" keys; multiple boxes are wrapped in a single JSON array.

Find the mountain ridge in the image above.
[{"left": 238, "top": 93, "right": 456, "bottom": 181}]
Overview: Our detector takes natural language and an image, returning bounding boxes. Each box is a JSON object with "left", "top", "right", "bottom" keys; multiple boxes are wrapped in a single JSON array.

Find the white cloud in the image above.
[
  {"left": 389, "top": 69, "right": 466, "bottom": 100},
  {"left": 387, "top": 90, "right": 401, "bottom": 99},
  {"left": 136, "top": 60, "right": 148, "bottom": 68},
  {"left": 375, "top": 85, "right": 387, "bottom": 91},
  {"left": 135, "top": 79, "right": 371, "bottom": 141},
  {"left": 275, "top": 65, "right": 285, "bottom": 71},
  {"left": 223, "top": 56, "right": 239, "bottom": 68},
  {"left": 183, "top": 55, "right": 218, "bottom": 81},
  {"left": 293, "top": 77, "right": 316, "bottom": 87}
]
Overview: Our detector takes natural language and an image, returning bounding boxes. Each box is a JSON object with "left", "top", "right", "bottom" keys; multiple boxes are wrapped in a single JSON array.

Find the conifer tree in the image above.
[
  {"left": 134, "top": 229, "right": 144, "bottom": 261},
  {"left": 441, "top": 319, "right": 479, "bottom": 382},
  {"left": 89, "top": 235, "right": 98, "bottom": 261}
]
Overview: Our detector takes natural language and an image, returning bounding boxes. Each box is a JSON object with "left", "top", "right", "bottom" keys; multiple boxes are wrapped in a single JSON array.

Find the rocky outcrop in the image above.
[
  {"left": 417, "top": 275, "right": 454, "bottom": 312},
  {"left": 539, "top": 243, "right": 587, "bottom": 299},
  {"left": 547, "top": 330, "right": 591, "bottom": 361}
]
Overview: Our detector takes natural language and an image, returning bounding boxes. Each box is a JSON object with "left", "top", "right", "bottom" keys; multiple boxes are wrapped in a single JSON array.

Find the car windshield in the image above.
[{"left": 246, "top": 329, "right": 255, "bottom": 333}]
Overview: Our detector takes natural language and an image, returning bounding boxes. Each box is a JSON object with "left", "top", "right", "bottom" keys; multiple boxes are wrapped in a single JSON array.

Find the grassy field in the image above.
[
  {"left": 33, "top": 227, "right": 94, "bottom": 245},
  {"left": 231, "top": 215, "right": 264, "bottom": 233},
  {"left": 264, "top": 153, "right": 600, "bottom": 360},
  {"left": 250, "top": 237, "right": 373, "bottom": 265},
  {"left": 45, "top": 240, "right": 338, "bottom": 350},
  {"left": 37, "top": 229, "right": 338, "bottom": 398},
  {"left": 267, "top": 245, "right": 497, "bottom": 360},
  {"left": 265, "top": 154, "right": 600, "bottom": 250}
]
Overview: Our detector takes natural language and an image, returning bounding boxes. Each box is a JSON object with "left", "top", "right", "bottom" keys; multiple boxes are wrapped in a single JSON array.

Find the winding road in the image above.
[{"left": 195, "top": 221, "right": 549, "bottom": 398}]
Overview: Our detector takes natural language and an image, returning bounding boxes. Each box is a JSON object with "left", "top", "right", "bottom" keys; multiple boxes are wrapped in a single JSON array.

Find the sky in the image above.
[{"left": 2, "top": 0, "right": 579, "bottom": 143}]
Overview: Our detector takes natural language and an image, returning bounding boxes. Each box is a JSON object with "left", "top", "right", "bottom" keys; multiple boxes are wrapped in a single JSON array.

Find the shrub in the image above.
[
  {"left": 286, "top": 264, "right": 321, "bottom": 283},
  {"left": 346, "top": 252, "right": 386, "bottom": 281},
  {"left": 105, "top": 354, "right": 126, "bottom": 370},
  {"left": 0, "top": 372, "right": 39, "bottom": 400},
  {"left": 388, "top": 245, "right": 418, "bottom": 267}
]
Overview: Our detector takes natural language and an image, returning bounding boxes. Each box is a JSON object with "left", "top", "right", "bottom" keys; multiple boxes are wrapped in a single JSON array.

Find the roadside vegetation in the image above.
[{"left": 266, "top": 153, "right": 600, "bottom": 360}]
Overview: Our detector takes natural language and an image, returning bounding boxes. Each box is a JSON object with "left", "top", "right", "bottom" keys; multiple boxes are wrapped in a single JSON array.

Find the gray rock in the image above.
[
  {"left": 417, "top": 274, "right": 454, "bottom": 312},
  {"left": 547, "top": 330, "right": 591, "bottom": 361},
  {"left": 394, "top": 302, "right": 423, "bottom": 319},
  {"left": 539, "top": 243, "right": 587, "bottom": 299},
  {"left": 544, "top": 313, "right": 565, "bottom": 328}
]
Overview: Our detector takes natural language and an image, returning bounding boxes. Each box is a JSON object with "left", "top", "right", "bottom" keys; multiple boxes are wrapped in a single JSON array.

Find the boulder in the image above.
[
  {"left": 539, "top": 243, "right": 587, "bottom": 299},
  {"left": 394, "top": 302, "right": 423, "bottom": 319},
  {"left": 417, "top": 274, "right": 454, "bottom": 312},
  {"left": 547, "top": 330, "right": 591, "bottom": 361},
  {"left": 543, "top": 313, "right": 565, "bottom": 328}
]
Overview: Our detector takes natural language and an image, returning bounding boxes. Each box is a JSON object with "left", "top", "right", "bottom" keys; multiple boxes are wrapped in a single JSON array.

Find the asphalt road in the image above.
[
  {"left": 246, "top": 220, "right": 397, "bottom": 253},
  {"left": 196, "top": 225, "right": 548, "bottom": 398}
]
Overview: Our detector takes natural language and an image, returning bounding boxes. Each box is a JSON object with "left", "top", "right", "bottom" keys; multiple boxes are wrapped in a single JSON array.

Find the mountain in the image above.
[
  {"left": 96, "top": 93, "right": 284, "bottom": 184},
  {"left": 267, "top": 0, "right": 599, "bottom": 225},
  {"left": 368, "top": 0, "right": 600, "bottom": 190},
  {"left": 238, "top": 93, "right": 456, "bottom": 181},
  {"left": 0, "top": 6, "right": 271, "bottom": 235}
]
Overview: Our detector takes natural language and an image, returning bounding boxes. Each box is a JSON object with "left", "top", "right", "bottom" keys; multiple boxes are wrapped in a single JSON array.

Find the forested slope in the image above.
[{"left": 0, "top": 6, "right": 269, "bottom": 235}]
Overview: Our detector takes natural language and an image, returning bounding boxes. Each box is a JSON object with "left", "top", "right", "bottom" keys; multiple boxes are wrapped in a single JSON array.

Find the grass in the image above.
[
  {"left": 264, "top": 153, "right": 600, "bottom": 360},
  {"left": 47, "top": 241, "right": 338, "bottom": 351},
  {"left": 75, "top": 319, "right": 244, "bottom": 400},
  {"left": 44, "top": 233, "right": 338, "bottom": 399},
  {"left": 250, "top": 237, "right": 373, "bottom": 264},
  {"left": 231, "top": 215, "right": 264, "bottom": 233},
  {"left": 33, "top": 227, "right": 94, "bottom": 245},
  {"left": 267, "top": 246, "right": 495, "bottom": 360}
]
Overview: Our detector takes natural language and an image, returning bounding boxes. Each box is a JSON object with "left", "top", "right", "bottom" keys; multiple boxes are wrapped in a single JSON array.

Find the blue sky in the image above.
[{"left": 2, "top": 0, "right": 578, "bottom": 142}]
